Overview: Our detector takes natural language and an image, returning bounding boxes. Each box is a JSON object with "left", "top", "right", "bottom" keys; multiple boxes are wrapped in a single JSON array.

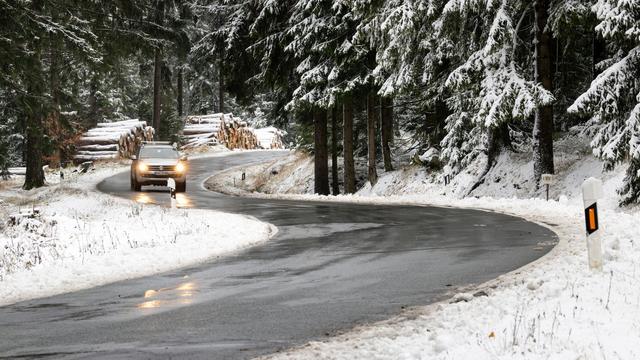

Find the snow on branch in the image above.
[{"left": 568, "top": 46, "right": 640, "bottom": 117}]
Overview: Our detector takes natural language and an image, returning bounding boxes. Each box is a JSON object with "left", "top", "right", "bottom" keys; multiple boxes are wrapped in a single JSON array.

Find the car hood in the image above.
[{"left": 138, "top": 158, "right": 180, "bottom": 166}]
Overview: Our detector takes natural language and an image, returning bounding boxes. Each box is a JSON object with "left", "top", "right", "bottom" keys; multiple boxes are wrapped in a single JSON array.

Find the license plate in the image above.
[{"left": 153, "top": 171, "right": 170, "bottom": 176}]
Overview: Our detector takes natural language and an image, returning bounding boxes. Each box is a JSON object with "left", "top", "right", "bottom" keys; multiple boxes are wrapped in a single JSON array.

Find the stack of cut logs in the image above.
[
  {"left": 181, "top": 114, "right": 228, "bottom": 149},
  {"left": 181, "top": 113, "right": 260, "bottom": 151},
  {"left": 226, "top": 116, "right": 259, "bottom": 150},
  {"left": 255, "top": 126, "right": 286, "bottom": 149},
  {"left": 74, "top": 119, "right": 154, "bottom": 162}
]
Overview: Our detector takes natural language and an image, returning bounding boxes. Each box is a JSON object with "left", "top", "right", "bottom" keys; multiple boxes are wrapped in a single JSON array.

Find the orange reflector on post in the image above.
[
  {"left": 588, "top": 208, "right": 596, "bottom": 230},
  {"left": 584, "top": 203, "right": 599, "bottom": 235}
]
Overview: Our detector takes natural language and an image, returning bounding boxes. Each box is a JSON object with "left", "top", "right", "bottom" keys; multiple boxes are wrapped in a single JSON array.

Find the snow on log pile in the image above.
[
  {"left": 181, "top": 113, "right": 228, "bottom": 150},
  {"left": 74, "top": 119, "right": 154, "bottom": 162},
  {"left": 255, "top": 126, "right": 286, "bottom": 149}
]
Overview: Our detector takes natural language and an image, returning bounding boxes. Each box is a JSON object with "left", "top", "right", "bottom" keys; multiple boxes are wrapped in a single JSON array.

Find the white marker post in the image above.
[
  {"left": 167, "top": 178, "right": 177, "bottom": 209},
  {"left": 582, "top": 177, "right": 603, "bottom": 271},
  {"left": 541, "top": 174, "right": 554, "bottom": 201}
]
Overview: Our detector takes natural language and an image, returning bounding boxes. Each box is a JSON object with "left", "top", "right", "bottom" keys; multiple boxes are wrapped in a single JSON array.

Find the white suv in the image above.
[{"left": 130, "top": 142, "right": 188, "bottom": 192}]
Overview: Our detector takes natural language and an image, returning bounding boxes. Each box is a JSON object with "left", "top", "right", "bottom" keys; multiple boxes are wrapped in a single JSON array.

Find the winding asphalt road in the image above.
[{"left": 0, "top": 151, "right": 557, "bottom": 359}]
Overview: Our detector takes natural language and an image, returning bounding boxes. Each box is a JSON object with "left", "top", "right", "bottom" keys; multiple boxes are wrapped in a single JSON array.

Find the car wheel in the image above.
[
  {"left": 131, "top": 174, "right": 142, "bottom": 192},
  {"left": 176, "top": 181, "right": 186, "bottom": 193}
]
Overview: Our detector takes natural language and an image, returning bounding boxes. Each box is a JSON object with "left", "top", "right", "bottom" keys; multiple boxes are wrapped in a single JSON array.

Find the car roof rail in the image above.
[
  {"left": 142, "top": 141, "right": 178, "bottom": 148},
  {"left": 142, "top": 141, "right": 172, "bottom": 146}
]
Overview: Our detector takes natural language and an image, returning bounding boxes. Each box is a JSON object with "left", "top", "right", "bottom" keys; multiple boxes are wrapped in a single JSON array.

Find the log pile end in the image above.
[{"left": 74, "top": 119, "right": 154, "bottom": 163}]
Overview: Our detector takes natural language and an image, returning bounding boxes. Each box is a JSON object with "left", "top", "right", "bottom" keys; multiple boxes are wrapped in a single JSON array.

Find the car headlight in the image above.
[
  {"left": 138, "top": 162, "right": 149, "bottom": 172},
  {"left": 175, "top": 162, "right": 186, "bottom": 173}
]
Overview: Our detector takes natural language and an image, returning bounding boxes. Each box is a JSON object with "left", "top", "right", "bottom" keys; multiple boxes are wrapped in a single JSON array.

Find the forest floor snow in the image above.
[
  {"left": 207, "top": 138, "right": 640, "bottom": 359},
  {"left": 0, "top": 150, "right": 274, "bottom": 306}
]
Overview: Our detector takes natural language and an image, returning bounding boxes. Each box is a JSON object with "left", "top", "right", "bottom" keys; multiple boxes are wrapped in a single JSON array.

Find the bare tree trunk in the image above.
[
  {"left": 381, "top": 96, "right": 393, "bottom": 172},
  {"left": 331, "top": 104, "right": 340, "bottom": 195},
  {"left": 314, "top": 109, "right": 329, "bottom": 195},
  {"left": 177, "top": 66, "right": 184, "bottom": 117},
  {"left": 342, "top": 96, "right": 356, "bottom": 194},
  {"left": 87, "top": 73, "right": 99, "bottom": 127},
  {"left": 219, "top": 47, "right": 225, "bottom": 113},
  {"left": 49, "top": 25, "right": 62, "bottom": 167},
  {"left": 367, "top": 91, "right": 379, "bottom": 185},
  {"left": 24, "top": 121, "right": 45, "bottom": 190},
  {"left": 533, "top": 0, "right": 555, "bottom": 180},
  {"left": 152, "top": 48, "right": 162, "bottom": 138},
  {"left": 23, "top": 24, "right": 45, "bottom": 190}
]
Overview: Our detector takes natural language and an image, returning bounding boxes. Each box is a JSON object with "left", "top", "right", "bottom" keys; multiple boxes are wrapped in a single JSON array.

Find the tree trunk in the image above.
[
  {"left": 177, "top": 66, "right": 184, "bottom": 117},
  {"left": 152, "top": 48, "right": 162, "bottom": 139},
  {"left": 23, "top": 121, "right": 45, "bottom": 190},
  {"left": 219, "top": 47, "right": 225, "bottom": 113},
  {"left": 49, "top": 25, "right": 61, "bottom": 167},
  {"left": 23, "top": 39, "right": 45, "bottom": 189},
  {"left": 381, "top": 96, "right": 394, "bottom": 172},
  {"left": 533, "top": 0, "right": 555, "bottom": 180},
  {"left": 331, "top": 104, "right": 340, "bottom": 195},
  {"left": 87, "top": 73, "right": 99, "bottom": 128},
  {"left": 314, "top": 109, "right": 329, "bottom": 195},
  {"left": 342, "top": 96, "right": 356, "bottom": 194},
  {"left": 367, "top": 91, "right": 379, "bottom": 185}
]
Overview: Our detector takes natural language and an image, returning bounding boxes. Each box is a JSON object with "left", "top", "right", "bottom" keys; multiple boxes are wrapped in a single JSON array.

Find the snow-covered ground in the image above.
[
  {"left": 205, "top": 136, "right": 640, "bottom": 359},
  {"left": 0, "top": 150, "right": 275, "bottom": 307},
  {"left": 206, "top": 152, "right": 314, "bottom": 195}
]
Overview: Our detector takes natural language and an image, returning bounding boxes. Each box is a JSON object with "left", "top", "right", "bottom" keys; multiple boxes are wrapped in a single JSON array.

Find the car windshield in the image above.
[{"left": 139, "top": 147, "right": 179, "bottom": 159}]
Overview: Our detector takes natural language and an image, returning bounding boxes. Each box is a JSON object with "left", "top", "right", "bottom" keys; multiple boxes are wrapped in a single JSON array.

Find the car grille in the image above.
[{"left": 148, "top": 165, "right": 176, "bottom": 172}]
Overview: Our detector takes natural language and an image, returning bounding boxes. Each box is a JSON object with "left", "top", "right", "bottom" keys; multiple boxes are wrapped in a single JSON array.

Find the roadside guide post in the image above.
[
  {"left": 541, "top": 174, "right": 554, "bottom": 201},
  {"left": 582, "top": 177, "right": 603, "bottom": 271},
  {"left": 167, "top": 178, "right": 177, "bottom": 209}
]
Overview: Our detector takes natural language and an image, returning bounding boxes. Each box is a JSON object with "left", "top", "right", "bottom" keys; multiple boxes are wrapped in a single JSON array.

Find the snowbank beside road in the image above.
[{"left": 0, "top": 154, "right": 274, "bottom": 306}]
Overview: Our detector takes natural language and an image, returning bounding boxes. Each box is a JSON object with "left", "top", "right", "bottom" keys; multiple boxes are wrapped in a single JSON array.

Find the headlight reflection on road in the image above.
[
  {"left": 135, "top": 193, "right": 155, "bottom": 204},
  {"left": 175, "top": 193, "right": 192, "bottom": 208},
  {"left": 135, "top": 193, "right": 190, "bottom": 207},
  {"left": 138, "top": 300, "right": 162, "bottom": 309},
  {"left": 137, "top": 281, "right": 198, "bottom": 310}
]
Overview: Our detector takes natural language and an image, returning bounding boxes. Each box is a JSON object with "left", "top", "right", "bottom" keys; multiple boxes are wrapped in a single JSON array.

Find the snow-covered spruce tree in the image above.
[
  {"left": 354, "top": 0, "right": 452, "bottom": 168},
  {"left": 0, "top": 98, "right": 22, "bottom": 174},
  {"left": 284, "top": 0, "right": 347, "bottom": 195},
  {"left": 191, "top": 0, "right": 258, "bottom": 114},
  {"left": 249, "top": 0, "right": 298, "bottom": 110},
  {"left": 547, "top": 0, "right": 598, "bottom": 130},
  {"left": 438, "top": 0, "right": 554, "bottom": 179},
  {"left": 0, "top": 0, "right": 98, "bottom": 189},
  {"left": 568, "top": 0, "right": 640, "bottom": 205}
]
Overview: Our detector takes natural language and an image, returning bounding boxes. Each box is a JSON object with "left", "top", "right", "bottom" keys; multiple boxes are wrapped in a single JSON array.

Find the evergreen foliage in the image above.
[
  {"left": 2, "top": 0, "right": 640, "bottom": 203},
  {"left": 568, "top": 0, "right": 640, "bottom": 204}
]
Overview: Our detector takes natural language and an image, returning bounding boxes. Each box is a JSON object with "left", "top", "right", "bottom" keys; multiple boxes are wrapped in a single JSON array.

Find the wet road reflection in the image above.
[{"left": 137, "top": 281, "right": 198, "bottom": 310}]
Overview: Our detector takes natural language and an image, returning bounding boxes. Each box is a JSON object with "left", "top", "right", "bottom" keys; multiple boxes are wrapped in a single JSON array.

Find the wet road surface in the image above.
[{"left": 0, "top": 151, "right": 557, "bottom": 359}]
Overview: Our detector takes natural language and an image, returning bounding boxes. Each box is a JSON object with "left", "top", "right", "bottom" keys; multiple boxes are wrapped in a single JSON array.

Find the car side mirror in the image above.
[
  {"left": 180, "top": 155, "right": 188, "bottom": 162},
  {"left": 131, "top": 155, "right": 137, "bottom": 160}
]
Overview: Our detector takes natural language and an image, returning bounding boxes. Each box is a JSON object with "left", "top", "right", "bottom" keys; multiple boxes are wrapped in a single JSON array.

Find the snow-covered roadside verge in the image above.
[
  {"left": 206, "top": 151, "right": 311, "bottom": 195},
  {"left": 248, "top": 191, "right": 638, "bottom": 359},
  {"left": 0, "top": 151, "right": 275, "bottom": 307}
]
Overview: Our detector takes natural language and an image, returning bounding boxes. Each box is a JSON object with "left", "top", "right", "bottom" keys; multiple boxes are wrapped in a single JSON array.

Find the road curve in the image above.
[{"left": 0, "top": 151, "right": 557, "bottom": 359}]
